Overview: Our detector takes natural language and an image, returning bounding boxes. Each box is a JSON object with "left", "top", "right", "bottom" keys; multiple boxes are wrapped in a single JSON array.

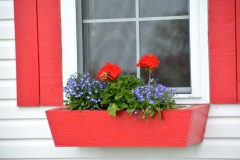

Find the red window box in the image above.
[{"left": 46, "top": 104, "right": 209, "bottom": 147}]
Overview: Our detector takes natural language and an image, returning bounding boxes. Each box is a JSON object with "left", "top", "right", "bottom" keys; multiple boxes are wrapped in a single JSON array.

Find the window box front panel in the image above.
[{"left": 46, "top": 104, "right": 209, "bottom": 147}]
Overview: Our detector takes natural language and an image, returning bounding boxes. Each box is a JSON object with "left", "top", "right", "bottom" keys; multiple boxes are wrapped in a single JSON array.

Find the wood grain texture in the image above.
[
  {"left": 46, "top": 105, "right": 209, "bottom": 147},
  {"left": 37, "top": 0, "right": 63, "bottom": 105},
  {"left": 209, "top": 0, "right": 237, "bottom": 103},
  {"left": 14, "top": 0, "right": 40, "bottom": 106}
]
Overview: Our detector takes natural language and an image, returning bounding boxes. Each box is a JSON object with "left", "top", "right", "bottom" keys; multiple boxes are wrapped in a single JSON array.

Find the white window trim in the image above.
[{"left": 60, "top": 0, "right": 209, "bottom": 104}]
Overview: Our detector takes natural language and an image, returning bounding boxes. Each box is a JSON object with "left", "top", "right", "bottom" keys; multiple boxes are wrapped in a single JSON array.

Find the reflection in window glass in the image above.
[
  {"left": 140, "top": 0, "right": 188, "bottom": 17},
  {"left": 140, "top": 20, "right": 190, "bottom": 87},
  {"left": 83, "top": 22, "right": 136, "bottom": 77},
  {"left": 83, "top": 0, "right": 135, "bottom": 19}
]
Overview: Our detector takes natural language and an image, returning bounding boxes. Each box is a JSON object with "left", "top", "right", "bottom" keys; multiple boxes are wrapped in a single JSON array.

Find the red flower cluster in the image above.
[
  {"left": 136, "top": 54, "right": 160, "bottom": 71},
  {"left": 97, "top": 62, "right": 122, "bottom": 81}
]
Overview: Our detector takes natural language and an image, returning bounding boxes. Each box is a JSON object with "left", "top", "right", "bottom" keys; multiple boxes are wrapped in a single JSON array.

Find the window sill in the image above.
[{"left": 46, "top": 104, "right": 209, "bottom": 147}]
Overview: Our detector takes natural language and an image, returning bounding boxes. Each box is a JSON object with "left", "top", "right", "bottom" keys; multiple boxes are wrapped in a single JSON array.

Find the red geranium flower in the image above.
[
  {"left": 136, "top": 54, "right": 160, "bottom": 71},
  {"left": 97, "top": 62, "right": 122, "bottom": 81}
]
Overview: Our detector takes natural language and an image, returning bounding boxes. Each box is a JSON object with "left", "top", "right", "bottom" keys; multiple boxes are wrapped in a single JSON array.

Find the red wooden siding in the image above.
[
  {"left": 209, "top": 0, "right": 237, "bottom": 103},
  {"left": 14, "top": 0, "right": 62, "bottom": 106},
  {"left": 37, "top": 0, "right": 63, "bottom": 105},
  {"left": 237, "top": 0, "right": 240, "bottom": 102},
  {"left": 14, "top": 0, "right": 40, "bottom": 106}
]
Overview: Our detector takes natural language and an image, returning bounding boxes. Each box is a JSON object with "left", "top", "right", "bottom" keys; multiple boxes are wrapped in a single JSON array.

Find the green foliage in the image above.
[{"left": 100, "top": 75, "right": 145, "bottom": 116}]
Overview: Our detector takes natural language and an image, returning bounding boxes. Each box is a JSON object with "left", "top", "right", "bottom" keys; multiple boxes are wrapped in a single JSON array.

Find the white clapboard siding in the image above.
[
  {"left": 0, "top": 60, "right": 16, "bottom": 79},
  {"left": 0, "top": 40, "right": 15, "bottom": 59},
  {"left": 1, "top": 105, "right": 240, "bottom": 139},
  {"left": 1, "top": 104, "right": 240, "bottom": 119},
  {"left": 0, "top": 80, "right": 16, "bottom": 99},
  {"left": 0, "top": 0, "right": 13, "bottom": 20},
  {"left": 0, "top": 20, "right": 14, "bottom": 39},
  {"left": 0, "top": 139, "right": 240, "bottom": 159},
  {"left": 0, "top": 99, "right": 16, "bottom": 107}
]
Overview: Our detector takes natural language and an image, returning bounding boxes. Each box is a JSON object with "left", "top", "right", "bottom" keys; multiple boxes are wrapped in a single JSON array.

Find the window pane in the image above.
[
  {"left": 83, "top": 0, "right": 135, "bottom": 19},
  {"left": 140, "top": 0, "right": 188, "bottom": 17},
  {"left": 140, "top": 20, "right": 190, "bottom": 88},
  {"left": 83, "top": 22, "right": 136, "bottom": 77}
]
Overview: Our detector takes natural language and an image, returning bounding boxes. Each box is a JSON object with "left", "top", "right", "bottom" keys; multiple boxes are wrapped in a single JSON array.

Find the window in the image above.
[{"left": 61, "top": 0, "right": 209, "bottom": 104}]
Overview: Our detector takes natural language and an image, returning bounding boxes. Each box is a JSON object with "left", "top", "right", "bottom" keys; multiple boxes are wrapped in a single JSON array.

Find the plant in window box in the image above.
[
  {"left": 64, "top": 54, "right": 176, "bottom": 119},
  {"left": 46, "top": 54, "right": 209, "bottom": 147}
]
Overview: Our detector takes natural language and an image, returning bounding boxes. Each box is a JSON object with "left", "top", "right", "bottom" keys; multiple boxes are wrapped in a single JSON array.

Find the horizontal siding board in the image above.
[
  {"left": 0, "top": 100, "right": 16, "bottom": 107},
  {"left": 0, "top": 126, "right": 51, "bottom": 139},
  {"left": 0, "top": 20, "right": 14, "bottom": 39},
  {"left": 0, "top": 86, "right": 16, "bottom": 99},
  {"left": 0, "top": 0, "right": 13, "bottom": 19},
  {"left": 209, "top": 104, "right": 240, "bottom": 116},
  {"left": 0, "top": 106, "right": 56, "bottom": 119},
  {"left": 0, "top": 80, "right": 16, "bottom": 99},
  {"left": 0, "top": 116, "right": 240, "bottom": 140},
  {"left": 1, "top": 105, "right": 240, "bottom": 119},
  {"left": 0, "top": 139, "right": 239, "bottom": 159},
  {"left": 0, "top": 40, "right": 15, "bottom": 59},
  {"left": 0, "top": 60, "right": 16, "bottom": 79}
]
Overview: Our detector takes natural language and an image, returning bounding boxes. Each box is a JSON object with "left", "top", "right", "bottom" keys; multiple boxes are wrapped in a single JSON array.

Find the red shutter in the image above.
[
  {"left": 209, "top": 0, "right": 237, "bottom": 103},
  {"left": 37, "top": 0, "right": 63, "bottom": 105},
  {"left": 14, "top": 0, "right": 62, "bottom": 106},
  {"left": 14, "top": 0, "right": 40, "bottom": 106},
  {"left": 237, "top": 0, "right": 240, "bottom": 102}
]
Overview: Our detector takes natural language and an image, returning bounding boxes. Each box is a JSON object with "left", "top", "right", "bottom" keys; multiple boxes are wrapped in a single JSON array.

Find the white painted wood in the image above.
[
  {"left": 0, "top": 59, "right": 16, "bottom": 79},
  {"left": 209, "top": 104, "right": 240, "bottom": 116},
  {"left": 0, "top": 99, "right": 16, "bottom": 107},
  {"left": 0, "top": 0, "right": 13, "bottom": 19},
  {"left": 0, "top": 40, "right": 15, "bottom": 59},
  {"left": 0, "top": 79, "right": 16, "bottom": 99},
  {"left": 0, "top": 86, "right": 16, "bottom": 99},
  {"left": 0, "top": 20, "right": 15, "bottom": 39},
  {"left": 60, "top": 0, "right": 78, "bottom": 94},
  {"left": 1, "top": 114, "right": 240, "bottom": 139},
  {"left": 1, "top": 105, "right": 239, "bottom": 119},
  {"left": 0, "top": 139, "right": 240, "bottom": 159},
  {"left": 0, "top": 106, "right": 55, "bottom": 119}
]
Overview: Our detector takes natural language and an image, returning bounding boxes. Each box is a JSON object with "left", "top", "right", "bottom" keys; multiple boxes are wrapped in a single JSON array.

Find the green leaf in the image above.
[
  {"left": 108, "top": 103, "right": 119, "bottom": 117},
  {"left": 127, "top": 107, "right": 135, "bottom": 114},
  {"left": 108, "top": 106, "right": 116, "bottom": 117},
  {"left": 150, "top": 110, "right": 156, "bottom": 118},
  {"left": 100, "top": 99, "right": 109, "bottom": 105},
  {"left": 111, "top": 103, "right": 120, "bottom": 111},
  {"left": 114, "top": 93, "right": 122, "bottom": 101}
]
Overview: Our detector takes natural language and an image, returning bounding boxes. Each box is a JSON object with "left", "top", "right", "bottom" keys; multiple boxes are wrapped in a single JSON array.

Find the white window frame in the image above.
[{"left": 61, "top": 0, "right": 209, "bottom": 104}]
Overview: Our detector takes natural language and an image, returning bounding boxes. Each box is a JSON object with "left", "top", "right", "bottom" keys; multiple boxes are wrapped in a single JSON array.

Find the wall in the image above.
[{"left": 0, "top": 0, "right": 240, "bottom": 159}]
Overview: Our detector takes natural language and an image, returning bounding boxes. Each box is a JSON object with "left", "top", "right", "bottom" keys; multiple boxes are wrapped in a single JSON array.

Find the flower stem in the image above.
[{"left": 148, "top": 71, "right": 152, "bottom": 84}]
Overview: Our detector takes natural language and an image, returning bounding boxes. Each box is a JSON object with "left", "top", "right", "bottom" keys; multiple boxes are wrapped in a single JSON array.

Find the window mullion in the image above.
[
  {"left": 76, "top": 0, "right": 84, "bottom": 73},
  {"left": 136, "top": 0, "right": 140, "bottom": 77}
]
